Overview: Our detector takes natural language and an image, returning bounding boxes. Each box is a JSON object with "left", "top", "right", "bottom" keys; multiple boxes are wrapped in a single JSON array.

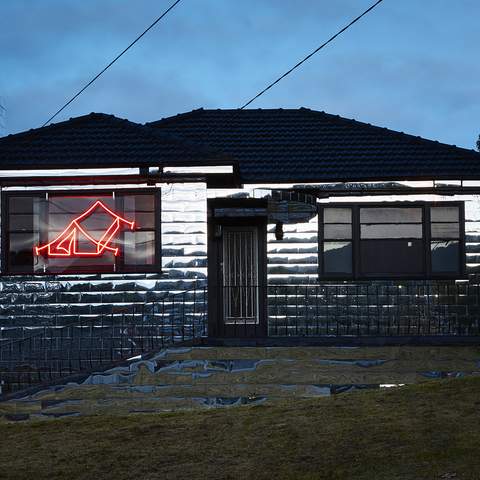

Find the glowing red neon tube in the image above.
[{"left": 35, "top": 200, "right": 135, "bottom": 258}]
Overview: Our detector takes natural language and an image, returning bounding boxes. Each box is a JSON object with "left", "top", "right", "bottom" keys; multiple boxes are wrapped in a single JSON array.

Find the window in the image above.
[
  {"left": 3, "top": 190, "right": 160, "bottom": 274},
  {"left": 319, "top": 203, "right": 464, "bottom": 279},
  {"left": 322, "top": 208, "right": 352, "bottom": 275},
  {"left": 359, "top": 206, "right": 424, "bottom": 277},
  {"left": 430, "top": 206, "right": 460, "bottom": 274}
]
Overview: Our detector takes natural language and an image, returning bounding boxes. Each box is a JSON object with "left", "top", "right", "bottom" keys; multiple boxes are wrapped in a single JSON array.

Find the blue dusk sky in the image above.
[{"left": 0, "top": 0, "right": 479, "bottom": 149}]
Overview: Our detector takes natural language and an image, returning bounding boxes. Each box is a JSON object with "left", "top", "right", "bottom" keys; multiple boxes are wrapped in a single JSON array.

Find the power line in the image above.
[
  {"left": 42, "top": 0, "right": 182, "bottom": 127},
  {"left": 240, "top": 0, "right": 385, "bottom": 109}
]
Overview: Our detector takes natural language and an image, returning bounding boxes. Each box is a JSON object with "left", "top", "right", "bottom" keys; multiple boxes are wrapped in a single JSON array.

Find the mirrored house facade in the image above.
[{"left": 1, "top": 108, "right": 480, "bottom": 349}]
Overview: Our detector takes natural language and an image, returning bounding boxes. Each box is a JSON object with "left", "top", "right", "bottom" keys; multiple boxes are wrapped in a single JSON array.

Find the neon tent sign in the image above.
[{"left": 35, "top": 200, "right": 135, "bottom": 258}]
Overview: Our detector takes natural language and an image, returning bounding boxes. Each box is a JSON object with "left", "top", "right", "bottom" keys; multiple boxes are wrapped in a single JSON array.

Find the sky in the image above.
[{"left": 0, "top": 0, "right": 479, "bottom": 150}]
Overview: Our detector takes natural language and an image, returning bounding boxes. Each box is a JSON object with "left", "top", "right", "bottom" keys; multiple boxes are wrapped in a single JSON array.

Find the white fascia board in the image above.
[{"left": 0, "top": 168, "right": 139, "bottom": 177}]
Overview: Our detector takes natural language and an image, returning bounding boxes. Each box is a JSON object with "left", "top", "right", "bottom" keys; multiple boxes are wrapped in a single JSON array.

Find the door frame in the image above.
[{"left": 207, "top": 199, "right": 268, "bottom": 338}]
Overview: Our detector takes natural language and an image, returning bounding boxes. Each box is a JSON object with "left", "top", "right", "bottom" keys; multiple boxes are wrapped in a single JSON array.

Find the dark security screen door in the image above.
[
  {"left": 222, "top": 226, "right": 259, "bottom": 325},
  {"left": 208, "top": 219, "right": 267, "bottom": 338}
]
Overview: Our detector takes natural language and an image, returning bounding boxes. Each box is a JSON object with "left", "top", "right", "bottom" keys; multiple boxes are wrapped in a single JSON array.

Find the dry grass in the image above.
[{"left": 1, "top": 377, "right": 480, "bottom": 480}]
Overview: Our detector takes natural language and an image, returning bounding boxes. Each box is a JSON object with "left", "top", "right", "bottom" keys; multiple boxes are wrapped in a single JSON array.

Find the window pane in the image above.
[
  {"left": 48, "top": 212, "right": 116, "bottom": 233},
  {"left": 360, "top": 207, "right": 422, "bottom": 223},
  {"left": 8, "top": 214, "right": 36, "bottom": 232},
  {"left": 324, "top": 208, "right": 352, "bottom": 223},
  {"left": 360, "top": 240, "right": 424, "bottom": 275},
  {"left": 9, "top": 196, "right": 37, "bottom": 214},
  {"left": 431, "top": 206, "right": 459, "bottom": 222},
  {"left": 42, "top": 195, "right": 137, "bottom": 272},
  {"left": 45, "top": 197, "right": 121, "bottom": 272},
  {"left": 324, "top": 224, "right": 352, "bottom": 239},
  {"left": 128, "top": 212, "right": 155, "bottom": 230},
  {"left": 323, "top": 242, "right": 352, "bottom": 274},
  {"left": 431, "top": 223, "right": 459, "bottom": 239},
  {"left": 124, "top": 194, "right": 155, "bottom": 212},
  {"left": 48, "top": 195, "right": 114, "bottom": 214},
  {"left": 9, "top": 232, "right": 40, "bottom": 272},
  {"left": 431, "top": 241, "right": 459, "bottom": 273},
  {"left": 8, "top": 196, "right": 42, "bottom": 232},
  {"left": 124, "top": 231, "right": 155, "bottom": 265},
  {"left": 361, "top": 224, "right": 423, "bottom": 239},
  {"left": 73, "top": 231, "right": 118, "bottom": 253}
]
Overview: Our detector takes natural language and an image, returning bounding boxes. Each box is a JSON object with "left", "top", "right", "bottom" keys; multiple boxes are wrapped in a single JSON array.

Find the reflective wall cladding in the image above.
[
  {"left": 0, "top": 185, "right": 480, "bottom": 340},
  {"left": 267, "top": 193, "right": 480, "bottom": 337},
  {"left": 0, "top": 183, "right": 208, "bottom": 341}
]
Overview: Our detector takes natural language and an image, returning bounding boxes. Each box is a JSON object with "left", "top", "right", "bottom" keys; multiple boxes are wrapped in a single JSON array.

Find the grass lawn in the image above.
[{"left": 1, "top": 377, "right": 479, "bottom": 480}]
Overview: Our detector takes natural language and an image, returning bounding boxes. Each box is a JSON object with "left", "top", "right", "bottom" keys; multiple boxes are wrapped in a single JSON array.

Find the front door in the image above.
[{"left": 208, "top": 218, "right": 267, "bottom": 338}]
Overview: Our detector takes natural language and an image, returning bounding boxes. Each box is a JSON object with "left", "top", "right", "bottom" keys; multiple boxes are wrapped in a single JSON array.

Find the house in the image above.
[{"left": 1, "top": 108, "right": 480, "bottom": 392}]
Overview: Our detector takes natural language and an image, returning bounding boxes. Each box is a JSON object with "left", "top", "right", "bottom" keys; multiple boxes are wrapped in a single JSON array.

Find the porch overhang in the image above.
[{"left": 291, "top": 181, "right": 480, "bottom": 198}]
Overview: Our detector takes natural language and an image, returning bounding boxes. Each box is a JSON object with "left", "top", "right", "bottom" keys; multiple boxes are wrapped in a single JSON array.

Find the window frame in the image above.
[
  {"left": 318, "top": 201, "right": 466, "bottom": 281},
  {"left": 1, "top": 188, "right": 162, "bottom": 276}
]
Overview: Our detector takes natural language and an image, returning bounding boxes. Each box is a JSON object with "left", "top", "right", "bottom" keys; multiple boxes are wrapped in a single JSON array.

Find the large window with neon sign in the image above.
[{"left": 2, "top": 190, "right": 160, "bottom": 274}]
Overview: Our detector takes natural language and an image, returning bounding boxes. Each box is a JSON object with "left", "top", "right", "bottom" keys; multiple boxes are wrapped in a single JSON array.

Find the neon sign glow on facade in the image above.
[{"left": 35, "top": 200, "right": 135, "bottom": 258}]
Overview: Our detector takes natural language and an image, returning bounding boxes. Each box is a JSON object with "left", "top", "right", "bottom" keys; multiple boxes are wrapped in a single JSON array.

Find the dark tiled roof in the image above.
[
  {"left": 2, "top": 109, "right": 479, "bottom": 183},
  {"left": 0, "top": 113, "right": 230, "bottom": 169},
  {"left": 149, "top": 108, "right": 480, "bottom": 183}
]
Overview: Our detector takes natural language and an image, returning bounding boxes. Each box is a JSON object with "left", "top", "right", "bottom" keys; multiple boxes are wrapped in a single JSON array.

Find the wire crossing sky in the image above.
[
  {"left": 42, "top": 0, "right": 182, "bottom": 127},
  {"left": 1, "top": 1, "right": 479, "bottom": 150},
  {"left": 240, "top": 0, "right": 384, "bottom": 109}
]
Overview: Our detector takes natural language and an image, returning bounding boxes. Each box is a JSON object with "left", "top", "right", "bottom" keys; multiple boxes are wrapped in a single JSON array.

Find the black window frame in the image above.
[
  {"left": 318, "top": 201, "right": 466, "bottom": 280},
  {"left": 1, "top": 188, "right": 162, "bottom": 276}
]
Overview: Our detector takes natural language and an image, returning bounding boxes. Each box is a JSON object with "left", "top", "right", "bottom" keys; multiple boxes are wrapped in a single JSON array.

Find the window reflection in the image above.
[
  {"left": 323, "top": 242, "right": 352, "bottom": 274},
  {"left": 431, "top": 241, "right": 459, "bottom": 272}
]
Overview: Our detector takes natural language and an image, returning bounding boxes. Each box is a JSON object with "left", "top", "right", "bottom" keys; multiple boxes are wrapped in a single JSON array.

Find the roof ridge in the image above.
[
  {"left": 147, "top": 108, "right": 206, "bottom": 127},
  {"left": 301, "top": 109, "right": 480, "bottom": 156},
  {"left": 148, "top": 107, "right": 315, "bottom": 127},
  {"left": 0, "top": 112, "right": 122, "bottom": 143},
  {"left": 151, "top": 107, "right": 480, "bottom": 157},
  {"left": 0, "top": 112, "right": 234, "bottom": 162}
]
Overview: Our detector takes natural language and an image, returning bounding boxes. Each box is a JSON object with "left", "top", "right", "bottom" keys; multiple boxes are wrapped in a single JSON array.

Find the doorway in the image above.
[{"left": 208, "top": 209, "right": 267, "bottom": 338}]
